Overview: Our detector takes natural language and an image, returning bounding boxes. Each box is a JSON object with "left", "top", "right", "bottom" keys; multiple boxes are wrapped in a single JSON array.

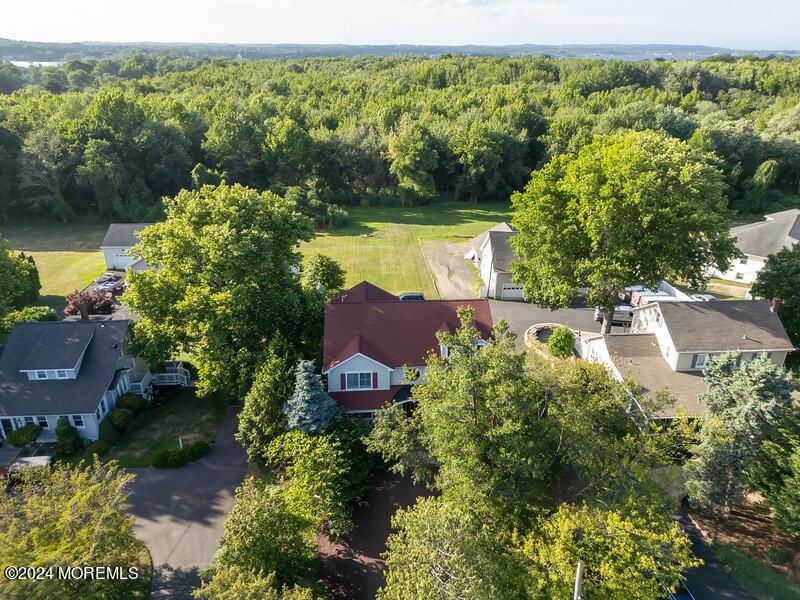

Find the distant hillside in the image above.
[{"left": 2, "top": 39, "right": 799, "bottom": 62}]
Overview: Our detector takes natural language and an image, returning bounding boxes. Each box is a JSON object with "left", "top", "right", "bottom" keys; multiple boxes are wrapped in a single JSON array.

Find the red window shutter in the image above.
[
  {"left": 372, "top": 372, "right": 378, "bottom": 388},
  {"left": 340, "top": 373, "right": 346, "bottom": 389}
]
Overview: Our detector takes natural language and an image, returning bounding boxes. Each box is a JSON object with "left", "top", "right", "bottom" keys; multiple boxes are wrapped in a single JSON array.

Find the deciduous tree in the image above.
[
  {"left": 512, "top": 131, "right": 738, "bottom": 332},
  {"left": 123, "top": 183, "right": 314, "bottom": 395},
  {"left": 0, "top": 460, "right": 145, "bottom": 599}
]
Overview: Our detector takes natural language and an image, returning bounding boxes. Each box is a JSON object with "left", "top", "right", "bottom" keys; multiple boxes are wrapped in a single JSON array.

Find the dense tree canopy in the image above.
[
  {"left": 512, "top": 130, "right": 738, "bottom": 330},
  {"left": 685, "top": 354, "right": 795, "bottom": 514},
  {"left": 0, "top": 460, "right": 145, "bottom": 599},
  {"left": 751, "top": 244, "right": 800, "bottom": 347},
  {"left": 123, "top": 183, "right": 314, "bottom": 395},
  {"left": 0, "top": 238, "right": 40, "bottom": 315},
  {"left": 1, "top": 55, "right": 799, "bottom": 223}
]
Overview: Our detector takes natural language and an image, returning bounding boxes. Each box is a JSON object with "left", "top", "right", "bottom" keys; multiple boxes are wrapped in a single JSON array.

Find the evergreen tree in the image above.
[
  {"left": 283, "top": 360, "right": 337, "bottom": 433},
  {"left": 236, "top": 339, "right": 294, "bottom": 465},
  {"left": 685, "top": 354, "right": 794, "bottom": 514}
]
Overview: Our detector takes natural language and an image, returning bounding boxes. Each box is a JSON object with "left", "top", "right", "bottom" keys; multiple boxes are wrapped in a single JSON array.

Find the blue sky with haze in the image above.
[{"left": 3, "top": 0, "right": 797, "bottom": 49}]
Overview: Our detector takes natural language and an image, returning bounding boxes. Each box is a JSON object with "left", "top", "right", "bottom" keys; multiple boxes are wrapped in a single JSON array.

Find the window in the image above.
[
  {"left": 56, "top": 370, "right": 68, "bottom": 379},
  {"left": 735, "top": 273, "right": 744, "bottom": 280},
  {"left": 37, "top": 416, "right": 48, "bottom": 429},
  {"left": 23, "top": 416, "right": 34, "bottom": 425},
  {"left": 346, "top": 372, "right": 373, "bottom": 390},
  {"left": 692, "top": 353, "right": 709, "bottom": 369},
  {"left": 95, "top": 408, "right": 101, "bottom": 421},
  {"left": 101, "top": 399, "right": 108, "bottom": 415},
  {"left": 739, "top": 257, "right": 748, "bottom": 265},
  {"left": 71, "top": 415, "right": 85, "bottom": 428},
  {"left": 36, "top": 371, "right": 47, "bottom": 379}
]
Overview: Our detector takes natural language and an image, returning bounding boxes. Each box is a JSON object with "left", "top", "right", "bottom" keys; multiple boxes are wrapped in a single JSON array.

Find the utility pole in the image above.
[{"left": 573, "top": 560, "right": 584, "bottom": 600}]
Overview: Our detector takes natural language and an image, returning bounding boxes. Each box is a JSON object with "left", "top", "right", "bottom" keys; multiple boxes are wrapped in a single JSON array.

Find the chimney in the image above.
[
  {"left": 770, "top": 298, "right": 781, "bottom": 313},
  {"left": 78, "top": 300, "right": 90, "bottom": 321}
]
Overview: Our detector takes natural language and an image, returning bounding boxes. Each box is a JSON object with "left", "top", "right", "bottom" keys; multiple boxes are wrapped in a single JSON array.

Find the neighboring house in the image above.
[
  {"left": 466, "top": 224, "right": 524, "bottom": 300},
  {"left": 0, "top": 320, "right": 192, "bottom": 443},
  {"left": 323, "top": 281, "right": 493, "bottom": 413},
  {"left": 711, "top": 209, "right": 800, "bottom": 284},
  {"left": 579, "top": 300, "right": 794, "bottom": 419},
  {"left": 464, "top": 221, "right": 516, "bottom": 267},
  {"left": 0, "top": 320, "right": 149, "bottom": 442},
  {"left": 100, "top": 223, "right": 153, "bottom": 271}
]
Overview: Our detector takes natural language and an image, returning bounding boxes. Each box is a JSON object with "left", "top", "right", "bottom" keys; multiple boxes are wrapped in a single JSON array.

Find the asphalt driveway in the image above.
[
  {"left": 126, "top": 405, "right": 247, "bottom": 598},
  {"left": 679, "top": 516, "right": 756, "bottom": 600},
  {"left": 488, "top": 299, "right": 604, "bottom": 348}
]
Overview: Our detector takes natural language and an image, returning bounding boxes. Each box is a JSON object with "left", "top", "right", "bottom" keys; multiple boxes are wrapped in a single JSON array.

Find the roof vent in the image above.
[{"left": 742, "top": 334, "right": 751, "bottom": 341}]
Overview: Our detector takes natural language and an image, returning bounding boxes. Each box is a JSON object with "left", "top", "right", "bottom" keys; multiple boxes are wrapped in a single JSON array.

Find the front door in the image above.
[{"left": 0, "top": 418, "right": 15, "bottom": 439}]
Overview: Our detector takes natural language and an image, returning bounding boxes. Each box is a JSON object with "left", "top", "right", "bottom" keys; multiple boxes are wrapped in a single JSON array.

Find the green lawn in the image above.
[
  {"left": 303, "top": 202, "right": 511, "bottom": 297},
  {"left": 0, "top": 223, "right": 109, "bottom": 307},
  {"left": 105, "top": 389, "right": 228, "bottom": 468},
  {"left": 712, "top": 542, "right": 800, "bottom": 600}
]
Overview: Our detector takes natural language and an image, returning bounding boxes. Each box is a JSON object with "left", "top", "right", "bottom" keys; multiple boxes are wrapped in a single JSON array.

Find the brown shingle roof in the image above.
[
  {"left": 604, "top": 333, "right": 708, "bottom": 418},
  {"left": 324, "top": 283, "right": 493, "bottom": 371},
  {"left": 653, "top": 300, "right": 794, "bottom": 353}
]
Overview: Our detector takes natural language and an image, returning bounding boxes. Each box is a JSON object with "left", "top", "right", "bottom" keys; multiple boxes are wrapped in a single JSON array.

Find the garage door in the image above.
[{"left": 501, "top": 284, "right": 525, "bottom": 300}]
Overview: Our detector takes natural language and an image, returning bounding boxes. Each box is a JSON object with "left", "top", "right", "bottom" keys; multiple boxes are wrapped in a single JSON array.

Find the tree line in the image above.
[{"left": 1, "top": 54, "right": 799, "bottom": 223}]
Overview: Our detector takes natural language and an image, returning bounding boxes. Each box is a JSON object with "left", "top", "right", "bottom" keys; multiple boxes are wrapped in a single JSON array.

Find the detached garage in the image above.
[
  {"left": 100, "top": 223, "right": 153, "bottom": 270},
  {"left": 500, "top": 284, "right": 525, "bottom": 300}
]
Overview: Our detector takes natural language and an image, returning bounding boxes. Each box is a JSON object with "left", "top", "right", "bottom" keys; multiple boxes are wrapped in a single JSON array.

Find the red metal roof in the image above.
[{"left": 323, "top": 282, "right": 493, "bottom": 371}]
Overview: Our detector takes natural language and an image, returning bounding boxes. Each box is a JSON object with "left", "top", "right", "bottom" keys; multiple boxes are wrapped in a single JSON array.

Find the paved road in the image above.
[
  {"left": 126, "top": 406, "right": 247, "bottom": 598},
  {"left": 679, "top": 516, "right": 756, "bottom": 600}
]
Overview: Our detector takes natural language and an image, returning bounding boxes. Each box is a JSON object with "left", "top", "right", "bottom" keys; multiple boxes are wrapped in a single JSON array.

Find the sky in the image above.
[{"left": 3, "top": 0, "right": 798, "bottom": 50}]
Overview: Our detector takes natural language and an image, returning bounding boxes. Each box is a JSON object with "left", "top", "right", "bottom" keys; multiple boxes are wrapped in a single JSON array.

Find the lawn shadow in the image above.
[
  {"left": 150, "top": 564, "right": 200, "bottom": 600},
  {"left": 323, "top": 201, "right": 512, "bottom": 237},
  {"left": 0, "top": 222, "right": 108, "bottom": 252}
]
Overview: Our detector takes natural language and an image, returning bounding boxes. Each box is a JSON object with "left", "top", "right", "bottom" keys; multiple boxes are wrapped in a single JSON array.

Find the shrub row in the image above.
[{"left": 151, "top": 440, "right": 211, "bottom": 468}]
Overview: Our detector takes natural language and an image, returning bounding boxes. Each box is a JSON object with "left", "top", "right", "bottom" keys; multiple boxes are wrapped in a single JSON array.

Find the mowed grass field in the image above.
[
  {"left": 0, "top": 202, "right": 512, "bottom": 305},
  {"left": 304, "top": 202, "right": 512, "bottom": 297},
  {"left": 0, "top": 223, "right": 108, "bottom": 307}
]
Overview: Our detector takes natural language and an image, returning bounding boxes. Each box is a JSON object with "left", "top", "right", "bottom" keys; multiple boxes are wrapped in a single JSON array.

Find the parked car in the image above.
[
  {"left": 94, "top": 272, "right": 119, "bottom": 284},
  {"left": 399, "top": 292, "right": 425, "bottom": 301},
  {"left": 690, "top": 294, "right": 717, "bottom": 302},
  {"left": 594, "top": 305, "right": 634, "bottom": 324},
  {"left": 98, "top": 279, "right": 124, "bottom": 292}
]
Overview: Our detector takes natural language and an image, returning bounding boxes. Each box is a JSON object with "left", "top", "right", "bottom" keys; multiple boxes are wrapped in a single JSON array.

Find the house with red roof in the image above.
[{"left": 323, "top": 282, "right": 493, "bottom": 413}]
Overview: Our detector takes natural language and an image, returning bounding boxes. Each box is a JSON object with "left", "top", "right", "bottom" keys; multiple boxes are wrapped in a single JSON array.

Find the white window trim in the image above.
[
  {"left": 37, "top": 416, "right": 48, "bottom": 429},
  {"left": 693, "top": 353, "right": 709, "bottom": 369},
  {"left": 56, "top": 370, "right": 68, "bottom": 379},
  {"left": 345, "top": 371, "right": 374, "bottom": 391},
  {"left": 71, "top": 415, "right": 85, "bottom": 429},
  {"left": 35, "top": 371, "right": 47, "bottom": 379}
]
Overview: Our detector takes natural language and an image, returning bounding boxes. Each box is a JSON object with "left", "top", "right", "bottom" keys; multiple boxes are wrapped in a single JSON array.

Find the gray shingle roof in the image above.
[
  {"left": 466, "top": 222, "right": 516, "bottom": 257},
  {"left": 604, "top": 333, "right": 708, "bottom": 418},
  {"left": 21, "top": 326, "right": 94, "bottom": 371},
  {"left": 100, "top": 223, "right": 154, "bottom": 248},
  {"left": 654, "top": 300, "right": 794, "bottom": 353},
  {"left": 487, "top": 230, "right": 518, "bottom": 272},
  {"left": 730, "top": 209, "right": 800, "bottom": 258},
  {"left": 0, "top": 321, "right": 130, "bottom": 416}
]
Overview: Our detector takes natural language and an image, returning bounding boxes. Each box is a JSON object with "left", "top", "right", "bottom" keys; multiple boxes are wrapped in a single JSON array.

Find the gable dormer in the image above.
[{"left": 18, "top": 327, "right": 95, "bottom": 381}]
